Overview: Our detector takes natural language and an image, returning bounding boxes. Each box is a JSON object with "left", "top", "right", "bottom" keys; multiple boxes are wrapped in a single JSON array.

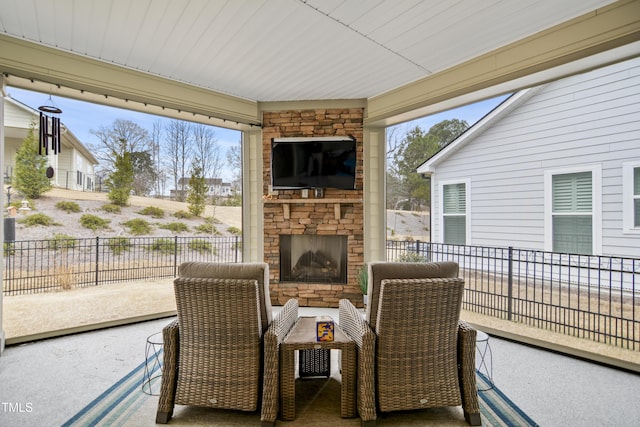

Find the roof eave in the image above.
[{"left": 416, "top": 86, "right": 544, "bottom": 174}]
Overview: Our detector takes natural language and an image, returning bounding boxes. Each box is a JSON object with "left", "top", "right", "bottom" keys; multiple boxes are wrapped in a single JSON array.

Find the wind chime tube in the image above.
[
  {"left": 57, "top": 117, "right": 61, "bottom": 153},
  {"left": 53, "top": 117, "right": 60, "bottom": 154},
  {"left": 44, "top": 115, "right": 49, "bottom": 155},
  {"left": 39, "top": 112, "right": 45, "bottom": 155}
]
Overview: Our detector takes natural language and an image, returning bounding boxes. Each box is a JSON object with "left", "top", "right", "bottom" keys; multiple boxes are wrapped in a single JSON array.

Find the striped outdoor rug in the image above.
[{"left": 62, "top": 352, "right": 538, "bottom": 426}]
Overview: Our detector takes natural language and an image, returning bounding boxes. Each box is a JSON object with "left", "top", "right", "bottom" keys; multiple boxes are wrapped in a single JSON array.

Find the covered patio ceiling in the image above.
[{"left": 0, "top": 0, "right": 639, "bottom": 128}]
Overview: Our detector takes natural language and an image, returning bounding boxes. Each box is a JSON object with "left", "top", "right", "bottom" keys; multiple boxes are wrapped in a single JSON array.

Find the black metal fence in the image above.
[
  {"left": 4, "top": 235, "right": 638, "bottom": 351},
  {"left": 387, "top": 241, "right": 639, "bottom": 351},
  {"left": 3, "top": 236, "right": 242, "bottom": 295}
]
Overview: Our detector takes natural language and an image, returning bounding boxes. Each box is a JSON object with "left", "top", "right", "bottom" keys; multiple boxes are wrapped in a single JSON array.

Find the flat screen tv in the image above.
[{"left": 271, "top": 137, "right": 357, "bottom": 190}]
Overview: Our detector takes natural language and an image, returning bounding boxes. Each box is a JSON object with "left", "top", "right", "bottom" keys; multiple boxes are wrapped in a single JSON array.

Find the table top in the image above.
[
  {"left": 476, "top": 330, "right": 490, "bottom": 342},
  {"left": 283, "top": 316, "right": 352, "bottom": 346},
  {"left": 146, "top": 332, "right": 163, "bottom": 345}
]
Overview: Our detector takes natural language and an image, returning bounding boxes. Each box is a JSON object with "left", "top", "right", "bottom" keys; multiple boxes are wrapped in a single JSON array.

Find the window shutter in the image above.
[
  {"left": 634, "top": 167, "right": 640, "bottom": 227},
  {"left": 443, "top": 183, "right": 465, "bottom": 214},
  {"left": 552, "top": 172, "right": 592, "bottom": 212},
  {"left": 443, "top": 183, "right": 466, "bottom": 245},
  {"left": 551, "top": 171, "right": 593, "bottom": 254}
]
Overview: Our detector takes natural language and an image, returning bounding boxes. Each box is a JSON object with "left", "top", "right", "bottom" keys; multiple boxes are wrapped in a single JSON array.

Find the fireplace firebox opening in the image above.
[{"left": 280, "top": 235, "right": 347, "bottom": 283}]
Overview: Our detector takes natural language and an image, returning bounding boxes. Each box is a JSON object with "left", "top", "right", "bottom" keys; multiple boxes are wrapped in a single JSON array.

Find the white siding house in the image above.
[
  {"left": 3, "top": 96, "right": 98, "bottom": 191},
  {"left": 417, "top": 57, "right": 640, "bottom": 258}
]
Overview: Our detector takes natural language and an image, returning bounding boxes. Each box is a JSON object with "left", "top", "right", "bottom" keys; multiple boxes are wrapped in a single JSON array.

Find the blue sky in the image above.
[
  {"left": 389, "top": 94, "right": 510, "bottom": 137},
  {"left": 7, "top": 86, "right": 508, "bottom": 181},
  {"left": 6, "top": 86, "right": 243, "bottom": 181}
]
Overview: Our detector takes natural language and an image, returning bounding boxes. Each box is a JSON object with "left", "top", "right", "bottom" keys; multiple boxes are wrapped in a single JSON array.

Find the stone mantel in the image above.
[{"left": 263, "top": 198, "right": 363, "bottom": 220}]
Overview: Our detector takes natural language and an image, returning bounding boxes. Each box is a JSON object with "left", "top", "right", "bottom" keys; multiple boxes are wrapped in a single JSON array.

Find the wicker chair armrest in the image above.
[
  {"left": 458, "top": 320, "right": 481, "bottom": 419},
  {"left": 339, "top": 299, "right": 376, "bottom": 423},
  {"left": 261, "top": 299, "right": 299, "bottom": 425},
  {"left": 156, "top": 319, "right": 179, "bottom": 423}
]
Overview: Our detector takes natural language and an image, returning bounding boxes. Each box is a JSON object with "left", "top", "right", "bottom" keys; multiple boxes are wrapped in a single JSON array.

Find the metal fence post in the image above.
[
  {"left": 95, "top": 236, "right": 100, "bottom": 286},
  {"left": 174, "top": 235, "right": 178, "bottom": 277},
  {"left": 508, "top": 246, "right": 513, "bottom": 321},
  {"left": 235, "top": 236, "right": 239, "bottom": 263}
]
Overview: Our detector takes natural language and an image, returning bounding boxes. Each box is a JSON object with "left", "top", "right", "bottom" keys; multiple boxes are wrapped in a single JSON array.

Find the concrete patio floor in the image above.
[
  {"left": 3, "top": 278, "right": 639, "bottom": 372},
  {"left": 1, "top": 279, "right": 640, "bottom": 426}
]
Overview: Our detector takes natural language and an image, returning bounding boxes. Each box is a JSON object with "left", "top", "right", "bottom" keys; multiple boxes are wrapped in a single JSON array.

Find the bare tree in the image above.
[
  {"left": 164, "top": 120, "right": 192, "bottom": 201},
  {"left": 191, "top": 124, "right": 221, "bottom": 180},
  {"left": 90, "top": 119, "right": 151, "bottom": 175},
  {"left": 226, "top": 143, "right": 242, "bottom": 190},
  {"left": 150, "top": 120, "right": 164, "bottom": 197}
]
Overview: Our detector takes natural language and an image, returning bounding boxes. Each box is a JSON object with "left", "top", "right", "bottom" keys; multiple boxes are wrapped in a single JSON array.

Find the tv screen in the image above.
[{"left": 271, "top": 137, "right": 356, "bottom": 190}]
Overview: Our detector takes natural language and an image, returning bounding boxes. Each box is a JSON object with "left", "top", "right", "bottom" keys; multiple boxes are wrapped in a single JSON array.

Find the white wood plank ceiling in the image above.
[{"left": 0, "top": 0, "right": 621, "bottom": 102}]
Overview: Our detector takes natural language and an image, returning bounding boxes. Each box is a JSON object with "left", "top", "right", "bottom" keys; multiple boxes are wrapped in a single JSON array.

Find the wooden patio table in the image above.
[{"left": 280, "top": 316, "right": 357, "bottom": 420}]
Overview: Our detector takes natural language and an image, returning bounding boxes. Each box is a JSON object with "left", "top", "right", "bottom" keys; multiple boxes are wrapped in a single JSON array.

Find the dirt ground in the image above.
[
  {"left": 9, "top": 187, "right": 428, "bottom": 241},
  {"left": 8, "top": 187, "right": 242, "bottom": 241}
]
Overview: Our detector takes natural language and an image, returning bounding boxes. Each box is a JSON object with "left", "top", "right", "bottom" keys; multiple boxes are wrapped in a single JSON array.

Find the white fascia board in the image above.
[{"left": 416, "top": 86, "right": 544, "bottom": 174}]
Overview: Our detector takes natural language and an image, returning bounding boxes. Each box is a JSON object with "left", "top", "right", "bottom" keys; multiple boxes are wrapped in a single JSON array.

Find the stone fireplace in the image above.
[{"left": 262, "top": 107, "right": 365, "bottom": 307}]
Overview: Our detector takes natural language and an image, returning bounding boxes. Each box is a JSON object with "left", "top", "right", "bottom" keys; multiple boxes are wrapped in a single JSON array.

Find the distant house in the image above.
[
  {"left": 417, "top": 57, "right": 640, "bottom": 258},
  {"left": 170, "top": 177, "right": 234, "bottom": 200},
  {"left": 3, "top": 96, "right": 98, "bottom": 191}
]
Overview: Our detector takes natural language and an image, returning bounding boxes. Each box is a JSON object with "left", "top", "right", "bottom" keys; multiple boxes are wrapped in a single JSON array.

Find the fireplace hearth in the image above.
[{"left": 280, "top": 235, "right": 347, "bottom": 283}]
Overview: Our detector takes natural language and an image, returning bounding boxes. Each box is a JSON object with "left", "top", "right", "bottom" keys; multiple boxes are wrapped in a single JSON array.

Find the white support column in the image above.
[
  {"left": 1, "top": 75, "right": 6, "bottom": 354},
  {"left": 241, "top": 128, "right": 264, "bottom": 263},
  {"left": 363, "top": 126, "right": 387, "bottom": 262}
]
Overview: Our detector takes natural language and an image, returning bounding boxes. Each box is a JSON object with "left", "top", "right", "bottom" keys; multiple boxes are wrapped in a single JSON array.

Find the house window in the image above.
[
  {"left": 623, "top": 162, "right": 640, "bottom": 233},
  {"left": 545, "top": 166, "right": 601, "bottom": 255},
  {"left": 76, "top": 170, "right": 83, "bottom": 186},
  {"left": 552, "top": 172, "right": 592, "bottom": 254},
  {"left": 442, "top": 182, "right": 467, "bottom": 245}
]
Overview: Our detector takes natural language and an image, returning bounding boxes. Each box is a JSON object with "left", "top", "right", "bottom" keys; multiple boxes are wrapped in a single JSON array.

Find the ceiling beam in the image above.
[
  {"left": 366, "top": 0, "right": 640, "bottom": 127},
  {"left": 0, "top": 35, "right": 260, "bottom": 128}
]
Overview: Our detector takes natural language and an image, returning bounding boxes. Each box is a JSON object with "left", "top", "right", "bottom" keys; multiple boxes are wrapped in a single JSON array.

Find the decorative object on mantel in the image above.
[{"left": 38, "top": 94, "right": 63, "bottom": 156}]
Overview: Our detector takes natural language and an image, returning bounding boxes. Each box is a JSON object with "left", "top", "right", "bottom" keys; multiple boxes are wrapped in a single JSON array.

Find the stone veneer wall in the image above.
[{"left": 262, "top": 108, "right": 365, "bottom": 307}]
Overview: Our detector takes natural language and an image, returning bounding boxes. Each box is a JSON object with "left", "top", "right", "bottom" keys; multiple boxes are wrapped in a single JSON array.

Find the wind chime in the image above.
[
  {"left": 38, "top": 94, "right": 62, "bottom": 178},
  {"left": 38, "top": 95, "right": 62, "bottom": 156}
]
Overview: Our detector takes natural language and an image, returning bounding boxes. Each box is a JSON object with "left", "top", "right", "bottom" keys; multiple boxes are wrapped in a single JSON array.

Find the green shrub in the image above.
[
  {"left": 107, "top": 237, "right": 131, "bottom": 255},
  {"left": 80, "top": 214, "right": 111, "bottom": 230},
  {"left": 158, "top": 222, "right": 189, "bottom": 233},
  {"left": 138, "top": 206, "right": 164, "bottom": 218},
  {"left": 397, "top": 252, "right": 428, "bottom": 263},
  {"left": 218, "top": 194, "right": 241, "bottom": 206},
  {"left": 194, "top": 223, "right": 220, "bottom": 235},
  {"left": 4, "top": 242, "right": 15, "bottom": 256},
  {"left": 188, "top": 238, "right": 214, "bottom": 253},
  {"left": 48, "top": 233, "right": 78, "bottom": 250},
  {"left": 357, "top": 266, "right": 368, "bottom": 294},
  {"left": 55, "top": 201, "right": 82, "bottom": 213},
  {"left": 205, "top": 216, "right": 221, "bottom": 224},
  {"left": 101, "top": 203, "right": 122, "bottom": 214},
  {"left": 148, "top": 238, "right": 178, "bottom": 254},
  {"left": 106, "top": 152, "right": 133, "bottom": 206},
  {"left": 18, "top": 213, "right": 60, "bottom": 227},
  {"left": 173, "top": 210, "right": 193, "bottom": 219},
  {"left": 227, "top": 226, "right": 241, "bottom": 235},
  {"left": 122, "top": 218, "right": 153, "bottom": 235}
]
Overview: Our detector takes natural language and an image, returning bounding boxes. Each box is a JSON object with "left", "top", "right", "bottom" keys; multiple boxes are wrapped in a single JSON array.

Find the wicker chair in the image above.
[
  {"left": 156, "top": 262, "right": 296, "bottom": 425},
  {"left": 339, "top": 261, "right": 481, "bottom": 426}
]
